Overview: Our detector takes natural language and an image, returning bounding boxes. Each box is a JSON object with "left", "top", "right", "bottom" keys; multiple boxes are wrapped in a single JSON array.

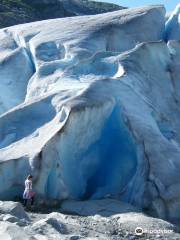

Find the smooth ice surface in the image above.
[{"left": 0, "top": 4, "right": 180, "bottom": 223}]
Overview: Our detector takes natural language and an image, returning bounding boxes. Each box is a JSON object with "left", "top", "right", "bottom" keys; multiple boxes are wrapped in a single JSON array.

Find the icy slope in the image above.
[
  {"left": 165, "top": 4, "right": 180, "bottom": 40},
  {"left": 0, "top": 5, "right": 180, "bottom": 223}
]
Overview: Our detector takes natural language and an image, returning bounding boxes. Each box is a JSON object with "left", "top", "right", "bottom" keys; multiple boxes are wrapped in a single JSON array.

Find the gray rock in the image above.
[
  {"left": 0, "top": 222, "right": 35, "bottom": 240},
  {"left": 60, "top": 199, "right": 140, "bottom": 216},
  {"left": 3, "top": 214, "right": 20, "bottom": 223},
  {"left": 0, "top": 201, "right": 29, "bottom": 220}
]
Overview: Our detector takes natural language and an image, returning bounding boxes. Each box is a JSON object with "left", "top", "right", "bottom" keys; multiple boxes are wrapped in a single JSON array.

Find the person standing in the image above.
[{"left": 23, "top": 175, "right": 35, "bottom": 207}]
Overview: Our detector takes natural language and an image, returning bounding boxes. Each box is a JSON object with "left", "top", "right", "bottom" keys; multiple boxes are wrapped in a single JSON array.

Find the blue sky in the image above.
[{"left": 97, "top": 0, "right": 179, "bottom": 11}]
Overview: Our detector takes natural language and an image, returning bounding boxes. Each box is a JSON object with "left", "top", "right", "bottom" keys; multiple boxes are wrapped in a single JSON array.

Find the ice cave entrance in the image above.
[{"left": 61, "top": 106, "right": 138, "bottom": 201}]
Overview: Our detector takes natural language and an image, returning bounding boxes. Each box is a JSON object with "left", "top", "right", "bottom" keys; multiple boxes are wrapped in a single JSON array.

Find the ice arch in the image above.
[
  {"left": 50, "top": 104, "right": 137, "bottom": 200},
  {"left": 84, "top": 105, "right": 137, "bottom": 200}
]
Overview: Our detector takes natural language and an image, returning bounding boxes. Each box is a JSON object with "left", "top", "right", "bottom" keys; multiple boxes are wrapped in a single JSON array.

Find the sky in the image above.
[{"left": 97, "top": 0, "right": 179, "bottom": 12}]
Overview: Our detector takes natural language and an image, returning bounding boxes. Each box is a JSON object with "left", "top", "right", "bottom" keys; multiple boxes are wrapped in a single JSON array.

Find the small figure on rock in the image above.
[{"left": 23, "top": 175, "right": 35, "bottom": 207}]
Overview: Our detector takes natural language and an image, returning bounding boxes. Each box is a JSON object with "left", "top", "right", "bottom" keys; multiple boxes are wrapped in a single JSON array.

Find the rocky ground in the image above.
[{"left": 0, "top": 199, "right": 180, "bottom": 240}]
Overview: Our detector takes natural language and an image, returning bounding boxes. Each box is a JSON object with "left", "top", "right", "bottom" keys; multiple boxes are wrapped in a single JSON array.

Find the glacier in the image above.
[
  {"left": 165, "top": 4, "right": 180, "bottom": 40},
  {"left": 0, "top": 4, "right": 180, "bottom": 224}
]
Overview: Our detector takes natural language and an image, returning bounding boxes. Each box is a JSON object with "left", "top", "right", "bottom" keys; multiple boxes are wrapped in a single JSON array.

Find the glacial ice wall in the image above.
[
  {"left": 0, "top": 5, "right": 180, "bottom": 223},
  {"left": 165, "top": 4, "right": 180, "bottom": 40}
]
